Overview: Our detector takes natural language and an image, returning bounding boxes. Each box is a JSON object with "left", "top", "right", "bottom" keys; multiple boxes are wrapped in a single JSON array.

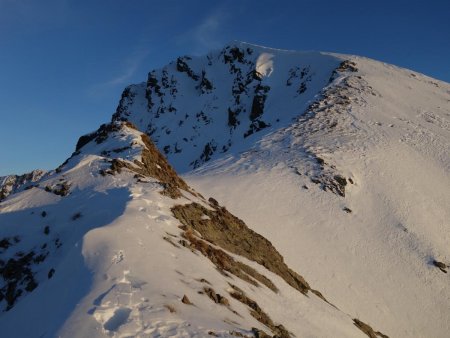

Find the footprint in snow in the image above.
[{"left": 102, "top": 307, "right": 132, "bottom": 332}]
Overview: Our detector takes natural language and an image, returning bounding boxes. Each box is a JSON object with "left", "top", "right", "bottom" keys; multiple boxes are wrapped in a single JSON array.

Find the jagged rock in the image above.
[
  {"left": 181, "top": 295, "right": 192, "bottom": 305},
  {"left": 176, "top": 56, "right": 199, "bottom": 81},
  {"left": 353, "top": 319, "right": 389, "bottom": 338},
  {"left": 203, "top": 287, "right": 229, "bottom": 306},
  {"left": 432, "top": 260, "right": 448, "bottom": 273},
  {"left": 0, "top": 249, "right": 48, "bottom": 310},
  {"left": 229, "top": 285, "right": 290, "bottom": 338},
  {"left": 197, "top": 70, "right": 214, "bottom": 94},
  {"left": 76, "top": 122, "right": 133, "bottom": 152}
]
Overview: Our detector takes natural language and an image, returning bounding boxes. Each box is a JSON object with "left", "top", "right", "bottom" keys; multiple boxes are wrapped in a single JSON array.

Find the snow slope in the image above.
[
  {"left": 186, "top": 52, "right": 450, "bottom": 338},
  {"left": 0, "top": 122, "right": 378, "bottom": 337},
  {"left": 1, "top": 42, "right": 449, "bottom": 338}
]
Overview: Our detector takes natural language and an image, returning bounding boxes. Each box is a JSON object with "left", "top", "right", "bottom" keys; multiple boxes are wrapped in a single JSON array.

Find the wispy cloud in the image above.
[
  {"left": 177, "top": 6, "right": 231, "bottom": 54},
  {"left": 106, "top": 50, "right": 149, "bottom": 86},
  {"left": 88, "top": 48, "right": 150, "bottom": 96}
]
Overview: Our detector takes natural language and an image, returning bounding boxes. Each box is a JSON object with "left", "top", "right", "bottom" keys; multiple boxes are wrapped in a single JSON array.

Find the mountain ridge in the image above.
[
  {"left": 0, "top": 120, "right": 385, "bottom": 337},
  {"left": 1, "top": 42, "right": 449, "bottom": 337}
]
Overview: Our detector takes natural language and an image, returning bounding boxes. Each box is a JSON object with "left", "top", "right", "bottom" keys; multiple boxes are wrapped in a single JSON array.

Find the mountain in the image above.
[
  {"left": 112, "top": 42, "right": 341, "bottom": 172},
  {"left": 1, "top": 42, "right": 449, "bottom": 337},
  {"left": 0, "top": 121, "right": 382, "bottom": 338},
  {"left": 1, "top": 170, "right": 46, "bottom": 202}
]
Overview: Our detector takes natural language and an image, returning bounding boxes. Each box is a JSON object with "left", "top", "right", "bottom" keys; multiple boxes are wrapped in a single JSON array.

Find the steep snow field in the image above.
[{"left": 187, "top": 54, "right": 450, "bottom": 338}]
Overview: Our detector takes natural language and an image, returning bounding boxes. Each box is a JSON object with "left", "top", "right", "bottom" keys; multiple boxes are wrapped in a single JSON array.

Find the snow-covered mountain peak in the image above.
[
  {"left": 112, "top": 42, "right": 342, "bottom": 172},
  {"left": 185, "top": 46, "right": 450, "bottom": 338}
]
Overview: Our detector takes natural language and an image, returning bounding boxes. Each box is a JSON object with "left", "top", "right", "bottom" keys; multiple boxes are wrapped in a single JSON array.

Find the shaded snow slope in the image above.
[
  {"left": 0, "top": 122, "right": 376, "bottom": 337},
  {"left": 187, "top": 54, "right": 450, "bottom": 338}
]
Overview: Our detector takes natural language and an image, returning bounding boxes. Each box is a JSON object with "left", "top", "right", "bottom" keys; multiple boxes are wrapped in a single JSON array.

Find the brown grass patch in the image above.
[
  {"left": 182, "top": 229, "right": 276, "bottom": 291},
  {"left": 172, "top": 202, "right": 310, "bottom": 295},
  {"left": 353, "top": 319, "right": 389, "bottom": 338},
  {"left": 228, "top": 284, "right": 290, "bottom": 338}
]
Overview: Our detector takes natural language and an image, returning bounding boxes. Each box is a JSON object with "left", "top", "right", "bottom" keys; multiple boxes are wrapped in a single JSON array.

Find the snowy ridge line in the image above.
[{"left": 0, "top": 120, "right": 388, "bottom": 337}]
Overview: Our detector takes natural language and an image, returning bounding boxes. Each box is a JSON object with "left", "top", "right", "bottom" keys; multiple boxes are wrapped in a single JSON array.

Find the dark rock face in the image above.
[
  {"left": 76, "top": 122, "right": 137, "bottom": 152},
  {"left": 432, "top": 260, "right": 448, "bottom": 273},
  {"left": 176, "top": 56, "right": 200, "bottom": 81},
  {"left": 0, "top": 238, "right": 50, "bottom": 311},
  {"left": 196, "top": 70, "right": 214, "bottom": 94},
  {"left": 44, "top": 181, "right": 71, "bottom": 197}
]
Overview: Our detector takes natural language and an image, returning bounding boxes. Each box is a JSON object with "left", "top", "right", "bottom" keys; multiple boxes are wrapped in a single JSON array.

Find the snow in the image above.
[
  {"left": 0, "top": 122, "right": 366, "bottom": 337},
  {"left": 255, "top": 52, "right": 274, "bottom": 77},
  {"left": 186, "top": 54, "right": 450, "bottom": 338},
  {"left": 1, "top": 42, "right": 449, "bottom": 337},
  {"left": 113, "top": 42, "right": 341, "bottom": 172}
]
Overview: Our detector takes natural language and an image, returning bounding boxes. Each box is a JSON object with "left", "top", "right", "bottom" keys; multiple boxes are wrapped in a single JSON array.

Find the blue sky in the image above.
[{"left": 1, "top": 0, "right": 449, "bottom": 176}]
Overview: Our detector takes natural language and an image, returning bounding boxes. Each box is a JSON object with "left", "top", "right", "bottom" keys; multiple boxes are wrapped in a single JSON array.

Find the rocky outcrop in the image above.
[
  {"left": 229, "top": 284, "right": 290, "bottom": 338},
  {"left": 172, "top": 199, "right": 314, "bottom": 296},
  {"left": 0, "top": 170, "right": 46, "bottom": 202},
  {"left": 353, "top": 319, "right": 389, "bottom": 338},
  {"left": 78, "top": 122, "right": 191, "bottom": 198}
]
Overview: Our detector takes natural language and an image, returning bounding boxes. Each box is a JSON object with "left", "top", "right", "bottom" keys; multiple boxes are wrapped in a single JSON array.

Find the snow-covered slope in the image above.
[
  {"left": 114, "top": 42, "right": 450, "bottom": 337},
  {"left": 0, "top": 122, "right": 382, "bottom": 337},
  {"left": 185, "top": 50, "right": 450, "bottom": 337},
  {"left": 1, "top": 42, "right": 449, "bottom": 338}
]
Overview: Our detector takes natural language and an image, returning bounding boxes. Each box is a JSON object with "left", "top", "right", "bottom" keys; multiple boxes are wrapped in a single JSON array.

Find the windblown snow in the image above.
[{"left": 1, "top": 42, "right": 449, "bottom": 338}]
